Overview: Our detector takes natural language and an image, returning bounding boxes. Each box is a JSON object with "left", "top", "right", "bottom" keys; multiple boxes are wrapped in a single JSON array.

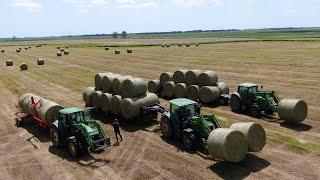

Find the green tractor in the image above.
[
  {"left": 229, "top": 83, "right": 280, "bottom": 117},
  {"left": 160, "top": 98, "right": 221, "bottom": 150},
  {"left": 50, "top": 107, "right": 111, "bottom": 157}
]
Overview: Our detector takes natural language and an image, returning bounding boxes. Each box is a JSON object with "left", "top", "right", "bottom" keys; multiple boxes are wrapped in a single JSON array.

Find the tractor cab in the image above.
[
  {"left": 59, "top": 107, "right": 85, "bottom": 125},
  {"left": 170, "top": 98, "right": 197, "bottom": 121},
  {"left": 238, "top": 83, "right": 259, "bottom": 97}
]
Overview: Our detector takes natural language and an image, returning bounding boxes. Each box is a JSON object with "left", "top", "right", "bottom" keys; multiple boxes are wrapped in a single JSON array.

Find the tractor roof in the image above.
[
  {"left": 59, "top": 107, "right": 83, "bottom": 114},
  {"left": 170, "top": 98, "right": 196, "bottom": 107},
  {"left": 239, "top": 83, "right": 258, "bottom": 87}
]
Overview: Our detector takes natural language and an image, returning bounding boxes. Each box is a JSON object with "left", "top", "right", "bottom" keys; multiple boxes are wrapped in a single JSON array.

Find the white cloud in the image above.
[
  {"left": 171, "top": 0, "right": 222, "bottom": 7},
  {"left": 211, "top": 0, "right": 221, "bottom": 6},
  {"left": 10, "top": 0, "right": 43, "bottom": 12},
  {"left": 116, "top": 0, "right": 158, "bottom": 9},
  {"left": 90, "top": 0, "right": 107, "bottom": 5},
  {"left": 62, "top": 0, "right": 107, "bottom": 12}
]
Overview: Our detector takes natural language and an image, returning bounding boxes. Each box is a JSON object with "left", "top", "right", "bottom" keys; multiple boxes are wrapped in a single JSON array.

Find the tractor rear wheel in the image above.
[
  {"left": 160, "top": 116, "right": 172, "bottom": 138},
  {"left": 68, "top": 137, "right": 79, "bottom": 157},
  {"left": 182, "top": 131, "right": 195, "bottom": 150},
  {"left": 230, "top": 95, "right": 241, "bottom": 111},
  {"left": 50, "top": 127, "right": 61, "bottom": 147}
]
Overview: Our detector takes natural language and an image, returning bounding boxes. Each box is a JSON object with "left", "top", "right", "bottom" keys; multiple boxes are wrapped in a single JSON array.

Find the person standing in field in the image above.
[
  {"left": 195, "top": 99, "right": 202, "bottom": 115},
  {"left": 112, "top": 119, "right": 122, "bottom": 142}
]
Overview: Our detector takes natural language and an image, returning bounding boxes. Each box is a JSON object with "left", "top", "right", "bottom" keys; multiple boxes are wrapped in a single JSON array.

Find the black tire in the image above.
[
  {"left": 15, "top": 117, "right": 23, "bottom": 127},
  {"left": 219, "top": 96, "right": 229, "bottom": 106},
  {"left": 68, "top": 137, "right": 79, "bottom": 157},
  {"left": 230, "top": 95, "right": 241, "bottom": 111},
  {"left": 160, "top": 116, "right": 172, "bottom": 138},
  {"left": 182, "top": 131, "right": 195, "bottom": 150},
  {"left": 50, "top": 127, "right": 61, "bottom": 147},
  {"left": 250, "top": 104, "right": 262, "bottom": 118}
]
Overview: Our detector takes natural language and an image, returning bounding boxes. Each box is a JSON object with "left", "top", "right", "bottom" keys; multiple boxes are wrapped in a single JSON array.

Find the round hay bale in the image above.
[
  {"left": 57, "top": 46, "right": 61, "bottom": 49},
  {"left": 121, "top": 93, "right": 160, "bottom": 120},
  {"left": 64, "top": 51, "right": 69, "bottom": 55},
  {"left": 195, "top": 43, "right": 200, "bottom": 46},
  {"left": 185, "top": 70, "right": 202, "bottom": 85},
  {"left": 174, "top": 83, "right": 187, "bottom": 98},
  {"left": 18, "top": 93, "right": 36, "bottom": 110},
  {"left": 278, "top": 99, "right": 308, "bottom": 123},
  {"left": 160, "top": 72, "right": 173, "bottom": 85},
  {"left": 115, "top": 49, "right": 120, "bottom": 54},
  {"left": 161, "top": 44, "right": 165, "bottom": 48},
  {"left": 83, "top": 87, "right": 95, "bottom": 106},
  {"left": 95, "top": 72, "right": 114, "bottom": 90},
  {"left": 178, "top": 44, "right": 182, "bottom": 47},
  {"left": 60, "top": 48, "right": 65, "bottom": 52},
  {"left": 112, "top": 76, "right": 133, "bottom": 95},
  {"left": 101, "top": 93, "right": 113, "bottom": 113},
  {"left": 148, "top": 80, "right": 160, "bottom": 94},
  {"left": 20, "top": 63, "right": 28, "bottom": 71},
  {"left": 173, "top": 70, "right": 188, "bottom": 84},
  {"left": 37, "top": 58, "right": 44, "bottom": 65},
  {"left": 105, "top": 47, "right": 109, "bottom": 51},
  {"left": 186, "top": 44, "right": 190, "bottom": 47},
  {"left": 198, "top": 71, "right": 218, "bottom": 87},
  {"left": 16, "top": 49, "right": 21, "bottom": 53},
  {"left": 230, "top": 122, "right": 266, "bottom": 152},
  {"left": 91, "top": 91, "right": 103, "bottom": 109},
  {"left": 6, "top": 59, "right": 13, "bottom": 66},
  {"left": 110, "top": 95, "right": 122, "bottom": 115},
  {"left": 186, "top": 85, "right": 200, "bottom": 101},
  {"left": 208, "top": 128, "right": 248, "bottom": 163},
  {"left": 199, "top": 86, "right": 220, "bottom": 103},
  {"left": 127, "top": 49, "right": 133, "bottom": 53},
  {"left": 101, "top": 73, "right": 121, "bottom": 93},
  {"left": 121, "top": 78, "right": 147, "bottom": 98},
  {"left": 57, "top": 52, "right": 62, "bottom": 56},
  {"left": 162, "top": 81, "right": 175, "bottom": 98},
  {"left": 65, "top": 46, "right": 69, "bottom": 49},
  {"left": 165, "top": 44, "right": 170, "bottom": 48},
  {"left": 217, "top": 82, "right": 229, "bottom": 95},
  {"left": 0, "top": 49, "right": 4, "bottom": 53}
]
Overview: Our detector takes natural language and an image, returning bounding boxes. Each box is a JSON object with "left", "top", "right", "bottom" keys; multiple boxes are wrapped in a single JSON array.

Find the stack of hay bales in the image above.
[
  {"left": 6, "top": 59, "right": 13, "bottom": 66},
  {"left": 148, "top": 70, "right": 229, "bottom": 104},
  {"left": 83, "top": 72, "right": 160, "bottom": 120}
]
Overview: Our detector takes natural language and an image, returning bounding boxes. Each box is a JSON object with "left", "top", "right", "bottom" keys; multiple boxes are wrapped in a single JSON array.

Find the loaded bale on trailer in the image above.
[
  {"left": 173, "top": 70, "right": 188, "bottom": 84},
  {"left": 6, "top": 59, "right": 13, "bottom": 66},
  {"left": 160, "top": 72, "right": 173, "bottom": 85},
  {"left": 112, "top": 75, "right": 133, "bottom": 95},
  {"left": 174, "top": 83, "right": 187, "bottom": 98},
  {"left": 37, "top": 58, "right": 44, "bottom": 65},
  {"left": 121, "top": 78, "right": 147, "bottom": 98},
  {"left": 186, "top": 85, "right": 200, "bottom": 101},
  {"left": 121, "top": 93, "right": 160, "bottom": 120},
  {"left": 91, "top": 91, "right": 103, "bottom": 109},
  {"left": 110, "top": 95, "right": 122, "bottom": 115},
  {"left": 278, "top": 99, "right": 308, "bottom": 123},
  {"left": 185, "top": 70, "right": 202, "bottom": 86},
  {"left": 101, "top": 73, "right": 121, "bottom": 93},
  {"left": 230, "top": 122, "right": 266, "bottom": 152},
  {"left": 100, "top": 93, "right": 113, "bottom": 114},
  {"left": 95, "top": 72, "right": 114, "bottom": 90},
  {"left": 83, "top": 87, "right": 95, "bottom": 107},
  {"left": 199, "top": 86, "right": 220, "bottom": 103},
  {"left": 20, "top": 63, "right": 28, "bottom": 71},
  {"left": 148, "top": 80, "right": 161, "bottom": 94},
  {"left": 207, "top": 128, "right": 248, "bottom": 163},
  {"left": 162, "top": 81, "right": 175, "bottom": 98},
  {"left": 198, "top": 71, "right": 218, "bottom": 87}
]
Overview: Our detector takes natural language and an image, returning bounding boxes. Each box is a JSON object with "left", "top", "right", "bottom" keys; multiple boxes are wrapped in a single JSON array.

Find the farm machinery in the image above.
[{"left": 16, "top": 94, "right": 110, "bottom": 157}]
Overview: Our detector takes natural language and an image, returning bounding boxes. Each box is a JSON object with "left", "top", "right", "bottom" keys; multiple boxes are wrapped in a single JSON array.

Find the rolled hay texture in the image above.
[
  {"left": 186, "top": 85, "right": 200, "bottom": 101},
  {"left": 148, "top": 80, "right": 160, "bottom": 94},
  {"left": 127, "top": 49, "right": 133, "bottom": 53},
  {"left": 198, "top": 71, "right": 218, "bottom": 87},
  {"left": 83, "top": 87, "right": 95, "bottom": 106},
  {"left": 121, "top": 78, "right": 147, "bottom": 98},
  {"left": 37, "top": 59, "right": 44, "bottom": 65},
  {"left": 199, "top": 86, "right": 221, "bottom": 103},
  {"left": 16, "top": 49, "right": 21, "bottom": 53},
  {"left": 217, "top": 82, "right": 229, "bottom": 95},
  {"left": 6, "top": 59, "right": 13, "bottom": 66},
  {"left": 115, "top": 49, "right": 120, "bottom": 54},
  {"left": 100, "top": 93, "right": 113, "bottom": 113},
  {"left": 160, "top": 72, "right": 173, "bottom": 85},
  {"left": 20, "top": 63, "right": 28, "bottom": 71},
  {"left": 18, "top": 93, "right": 63, "bottom": 124},
  {"left": 95, "top": 72, "right": 114, "bottom": 90},
  {"left": 162, "top": 81, "right": 175, "bottom": 98},
  {"left": 112, "top": 76, "right": 133, "bottom": 95},
  {"left": 230, "top": 122, "right": 266, "bottom": 152},
  {"left": 278, "top": 99, "right": 308, "bottom": 123},
  {"left": 208, "top": 128, "right": 248, "bottom": 163},
  {"left": 91, "top": 91, "right": 103, "bottom": 109},
  {"left": 64, "top": 51, "right": 70, "bottom": 55},
  {"left": 185, "top": 70, "right": 202, "bottom": 86},
  {"left": 174, "top": 83, "right": 187, "bottom": 98},
  {"left": 110, "top": 95, "right": 122, "bottom": 115},
  {"left": 57, "top": 52, "right": 62, "bottom": 56},
  {"left": 173, "top": 70, "right": 188, "bottom": 84},
  {"left": 101, "top": 73, "right": 121, "bottom": 93},
  {"left": 121, "top": 93, "right": 160, "bottom": 120}
]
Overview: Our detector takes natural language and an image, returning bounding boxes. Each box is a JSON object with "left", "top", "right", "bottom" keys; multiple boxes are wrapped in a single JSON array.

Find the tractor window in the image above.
[
  {"left": 186, "top": 104, "right": 196, "bottom": 117},
  {"left": 239, "top": 86, "right": 248, "bottom": 94},
  {"left": 171, "top": 104, "right": 179, "bottom": 114},
  {"left": 249, "top": 86, "right": 258, "bottom": 93},
  {"left": 70, "top": 112, "right": 84, "bottom": 123}
]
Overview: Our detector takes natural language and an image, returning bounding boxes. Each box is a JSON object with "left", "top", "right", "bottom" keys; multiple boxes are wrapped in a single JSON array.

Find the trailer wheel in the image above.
[
  {"left": 68, "top": 137, "right": 79, "bottom": 157},
  {"left": 230, "top": 95, "right": 241, "bottom": 111},
  {"left": 160, "top": 116, "right": 172, "bottom": 138},
  {"left": 50, "top": 127, "right": 61, "bottom": 147},
  {"left": 15, "top": 117, "right": 23, "bottom": 127},
  {"left": 182, "top": 131, "right": 195, "bottom": 150}
]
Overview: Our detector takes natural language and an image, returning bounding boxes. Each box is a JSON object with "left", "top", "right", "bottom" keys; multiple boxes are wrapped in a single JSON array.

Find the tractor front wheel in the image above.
[
  {"left": 182, "top": 131, "right": 195, "bottom": 150},
  {"left": 15, "top": 117, "right": 23, "bottom": 127},
  {"left": 50, "top": 127, "right": 61, "bottom": 147},
  {"left": 68, "top": 137, "right": 79, "bottom": 157},
  {"left": 160, "top": 116, "right": 172, "bottom": 138},
  {"left": 230, "top": 95, "right": 241, "bottom": 112},
  {"left": 250, "top": 105, "right": 262, "bottom": 118}
]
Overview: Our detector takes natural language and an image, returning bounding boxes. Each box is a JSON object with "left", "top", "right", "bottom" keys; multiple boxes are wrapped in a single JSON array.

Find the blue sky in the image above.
[{"left": 0, "top": 0, "right": 320, "bottom": 37}]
